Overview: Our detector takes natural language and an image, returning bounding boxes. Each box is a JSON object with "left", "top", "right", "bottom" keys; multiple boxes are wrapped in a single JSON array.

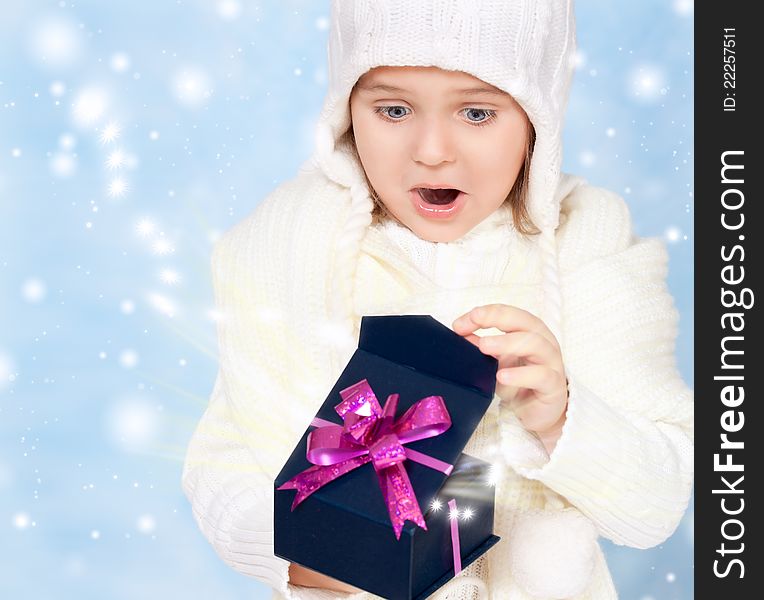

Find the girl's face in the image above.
[{"left": 349, "top": 66, "right": 530, "bottom": 243}]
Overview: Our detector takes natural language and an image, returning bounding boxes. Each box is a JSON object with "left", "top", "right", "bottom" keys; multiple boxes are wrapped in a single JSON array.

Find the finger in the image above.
[
  {"left": 464, "top": 333, "right": 481, "bottom": 348},
  {"left": 453, "top": 304, "right": 559, "bottom": 350},
  {"left": 496, "top": 365, "right": 565, "bottom": 398},
  {"left": 478, "top": 331, "right": 559, "bottom": 365}
]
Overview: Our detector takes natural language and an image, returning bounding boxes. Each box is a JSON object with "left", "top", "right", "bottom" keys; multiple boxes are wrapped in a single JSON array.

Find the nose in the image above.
[{"left": 411, "top": 116, "right": 456, "bottom": 166}]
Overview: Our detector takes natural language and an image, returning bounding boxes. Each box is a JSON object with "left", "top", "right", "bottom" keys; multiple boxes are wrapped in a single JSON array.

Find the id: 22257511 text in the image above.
[{"left": 723, "top": 28, "right": 736, "bottom": 112}]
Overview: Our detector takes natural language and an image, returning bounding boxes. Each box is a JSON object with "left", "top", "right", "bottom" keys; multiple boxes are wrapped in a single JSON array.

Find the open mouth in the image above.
[
  {"left": 415, "top": 188, "right": 462, "bottom": 205},
  {"left": 410, "top": 187, "right": 467, "bottom": 219}
]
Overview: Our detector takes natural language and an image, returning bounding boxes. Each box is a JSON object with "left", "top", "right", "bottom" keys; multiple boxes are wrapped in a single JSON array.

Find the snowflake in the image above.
[
  {"left": 106, "top": 149, "right": 126, "bottom": 170},
  {"left": 159, "top": 269, "right": 181, "bottom": 285},
  {"left": 72, "top": 86, "right": 108, "bottom": 126},
  {"left": 99, "top": 121, "right": 121, "bottom": 144},
  {"left": 108, "top": 177, "right": 128, "bottom": 197}
]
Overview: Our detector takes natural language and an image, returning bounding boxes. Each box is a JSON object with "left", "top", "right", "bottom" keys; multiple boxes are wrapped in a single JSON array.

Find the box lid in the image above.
[
  {"left": 358, "top": 315, "right": 498, "bottom": 399},
  {"left": 275, "top": 314, "right": 499, "bottom": 537}
]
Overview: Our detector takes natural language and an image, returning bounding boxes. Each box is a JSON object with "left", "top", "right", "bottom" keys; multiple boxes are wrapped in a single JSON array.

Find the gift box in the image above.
[{"left": 274, "top": 315, "right": 501, "bottom": 599}]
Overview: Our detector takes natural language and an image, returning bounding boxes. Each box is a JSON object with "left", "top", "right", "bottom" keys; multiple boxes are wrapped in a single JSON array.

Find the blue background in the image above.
[{"left": 0, "top": 1, "right": 693, "bottom": 598}]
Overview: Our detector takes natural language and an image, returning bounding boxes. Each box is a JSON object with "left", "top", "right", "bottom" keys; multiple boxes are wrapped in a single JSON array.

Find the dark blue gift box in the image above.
[{"left": 274, "top": 315, "right": 502, "bottom": 599}]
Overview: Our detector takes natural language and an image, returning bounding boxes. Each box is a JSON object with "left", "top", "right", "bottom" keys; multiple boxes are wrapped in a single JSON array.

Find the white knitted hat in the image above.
[{"left": 307, "top": 0, "right": 578, "bottom": 354}]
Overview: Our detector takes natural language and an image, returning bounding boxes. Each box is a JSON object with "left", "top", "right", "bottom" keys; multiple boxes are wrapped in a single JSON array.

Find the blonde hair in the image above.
[{"left": 338, "top": 113, "right": 538, "bottom": 236}]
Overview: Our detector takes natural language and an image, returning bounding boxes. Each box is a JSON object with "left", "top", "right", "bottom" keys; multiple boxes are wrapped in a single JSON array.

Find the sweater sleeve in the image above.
[
  {"left": 181, "top": 220, "right": 370, "bottom": 600},
  {"left": 499, "top": 186, "right": 694, "bottom": 549}
]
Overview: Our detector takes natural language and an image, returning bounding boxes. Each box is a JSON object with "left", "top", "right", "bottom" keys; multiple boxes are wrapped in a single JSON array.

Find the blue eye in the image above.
[
  {"left": 374, "top": 106, "right": 410, "bottom": 120},
  {"left": 374, "top": 106, "right": 497, "bottom": 127},
  {"left": 463, "top": 108, "right": 497, "bottom": 126}
]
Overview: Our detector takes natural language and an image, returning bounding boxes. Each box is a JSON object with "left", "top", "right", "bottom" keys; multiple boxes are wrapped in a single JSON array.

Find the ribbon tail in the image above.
[
  {"left": 277, "top": 455, "right": 369, "bottom": 510},
  {"left": 448, "top": 499, "right": 462, "bottom": 575},
  {"left": 377, "top": 463, "right": 427, "bottom": 540}
]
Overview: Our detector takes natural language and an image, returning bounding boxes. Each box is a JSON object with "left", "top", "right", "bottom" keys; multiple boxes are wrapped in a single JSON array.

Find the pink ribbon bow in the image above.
[{"left": 277, "top": 378, "right": 453, "bottom": 539}]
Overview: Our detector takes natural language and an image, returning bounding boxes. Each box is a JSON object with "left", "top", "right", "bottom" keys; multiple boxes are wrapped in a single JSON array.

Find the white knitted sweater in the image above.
[{"left": 181, "top": 170, "right": 694, "bottom": 600}]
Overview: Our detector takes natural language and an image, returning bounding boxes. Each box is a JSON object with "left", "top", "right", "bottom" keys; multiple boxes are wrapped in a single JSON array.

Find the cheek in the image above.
[
  {"left": 353, "top": 114, "right": 386, "bottom": 156},
  {"left": 354, "top": 123, "right": 402, "bottom": 186},
  {"left": 479, "top": 130, "right": 527, "bottom": 178},
  {"left": 471, "top": 139, "right": 524, "bottom": 177}
]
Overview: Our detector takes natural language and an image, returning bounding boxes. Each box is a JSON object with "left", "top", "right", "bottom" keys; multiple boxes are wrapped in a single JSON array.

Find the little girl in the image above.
[{"left": 182, "top": 1, "right": 694, "bottom": 599}]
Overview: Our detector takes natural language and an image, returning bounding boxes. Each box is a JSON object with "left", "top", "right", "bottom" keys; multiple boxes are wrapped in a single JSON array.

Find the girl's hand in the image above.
[
  {"left": 289, "top": 562, "right": 363, "bottom": 594},
  {"left": 452, "top": 304, "right": 569, "bottom": 454}
]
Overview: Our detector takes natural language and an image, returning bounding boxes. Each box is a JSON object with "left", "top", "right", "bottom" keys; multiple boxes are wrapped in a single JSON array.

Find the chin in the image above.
[
  {"left": 386, "top": 207, "right": 468, "bottom": 243},
  {"left": 413, "top": 223, "right": 466, "bottom": 244}
]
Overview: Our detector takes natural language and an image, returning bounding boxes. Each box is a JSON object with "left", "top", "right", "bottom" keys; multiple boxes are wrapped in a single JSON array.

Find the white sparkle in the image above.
[
  {"left": 486, "top": 464, "right": 500, "bottom": 486},
  {"left": 217, "top": 0, "right": 242, "bottom": 19},
  {"left": 22, "top": 278, "right": 47, "bottom": 303},
  {"left": 50, "top": 153, "right": 77, "bottom": 177},
  {"left": 119, "top": 349, "right": 139, "bottom": 369},
  {"left": 90, "top": 530, "right": 100, "bottom": 540},
  {"left": 59, "top": 133, "right": 76, "bottom": 150},
  {"left": 315, "top": 16, "right": 330, "bottom": 31},
  {"left": 110, "top": 52, "right": 131, "bottom": 73},
  {"left": 137, "top": 514, "right": 156, "bottom": 534},
  {"left": 148, "top": 292, "right": 177, "bottom": 318},
  {"left": 149, "top": 130, "right": 159, "bottom": 141},
  {"left": 606, "top": 127, "right": 616, "bottom": 138},
  {"left": 571, "top": 49, "right": 586, "bottom": 69},
  {"left": 11, "top": 148, "right": 21, "bottom": 158},
  {"left": 99, "top": 121, "right": 121, "bottom": 144},
  {"left": 152, "top": 239, "right": 174, "bottom": 255},
  {"left": 666, "top": 572, "right": 676, "bottom": 583},
  {"left": 72, "top": 86, "right": 109, "bottom": 126},
  {"left": 136, "top": 219, "right": 156, "bottom": 237},
  {"left": 108, "top": 177, "right": 128, "bottom": 197},
  {"left": 0, "top": 351, "right": 15, "bottom": 391},
  {"left": 159, "top": 269, "right": 181, "bottom": 285},
  {"left": 106, "top": 149, "right": 126, "bottom": 170},
  {"left": 120, "top": 299, "right": 135, "bottom": 315},
  {"left": 462, "top": 507, "right": 474, "bottom": 520},
  {"left": 673, "top": 0, "right": 693, "bottom": 16},
  {"left": 13, "top": 512, "right": 31, "bottom": 530},
  {"left": 430, "top": 499, "right": 443, "bottom": 512},
  {"left": 629, "top": 64, "right": 668, "bottom": 104},
  {"left": 30, "top": 18, "right": 82, "bottom": 68},
  {"left": 172, "top": 66, "right": 213, "bottom": 108},
  {"left": 579, "top": 151, "right": 596, "bottom": 167},
  {"left": 449, "top": 507, "right": 460, "bottom": 521},
  {"left": 50, "top": 81, "right": 66, "bottom": 97},
  {"left": 107, "top": 397, "right": 159, "bottom": 452},
  {"left": 665, "top": 226, "right": 682, "bottom": 243}
]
